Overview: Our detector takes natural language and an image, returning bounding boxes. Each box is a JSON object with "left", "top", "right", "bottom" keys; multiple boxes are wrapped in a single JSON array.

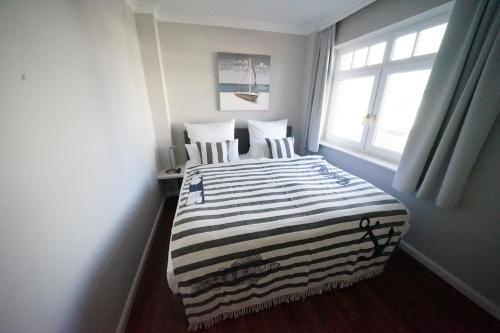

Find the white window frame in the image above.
[
  {"left": 322, "top": 2, "right": 454, "bottom": 166},
  {"left": 326, "top": 68, "right": 380, "bottom": 151}
]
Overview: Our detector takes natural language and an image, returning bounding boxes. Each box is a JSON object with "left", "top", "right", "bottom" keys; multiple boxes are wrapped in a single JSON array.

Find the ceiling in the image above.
[{"left": 130, "top": 0, "right": 376, "bottom": 35}]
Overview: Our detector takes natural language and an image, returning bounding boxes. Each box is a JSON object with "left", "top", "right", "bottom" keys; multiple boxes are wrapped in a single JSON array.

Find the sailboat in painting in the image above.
[
  {"left": 234, "top": 57, "right": 259, "bottom": 103},
  {"left": 217, "top": 52, "right": 270, "bottom": 111}
]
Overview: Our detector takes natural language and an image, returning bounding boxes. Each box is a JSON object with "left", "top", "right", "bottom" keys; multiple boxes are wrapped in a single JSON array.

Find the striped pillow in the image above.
[
  {"left": 195, "top": 140, "right": 234, "bottom": 164},
  {"left": 265, "top": 137, "right": 294, "bottom": 159}
]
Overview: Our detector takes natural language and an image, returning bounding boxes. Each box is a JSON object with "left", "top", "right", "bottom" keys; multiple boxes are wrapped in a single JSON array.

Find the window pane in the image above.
[
  {"left": 339, "top": 52, "right": 353, "bottom": 71},
  {"left": 327, "top": 76, "right": 375, "bottom": 142},
  {"left": 391, "top": 32, "right": 417, "bottom": 60},
  {"left": 352, "top": 47, "right": 368, "bottom": 68},
  {"left": 414, "top": 23, "right": 447, "bottom": 56},
  {"left": 367, "top": 42, "right": 386, "bottom": 65},
  {"left": 372, "top": 69, "right": 431, "bottom": 153}
]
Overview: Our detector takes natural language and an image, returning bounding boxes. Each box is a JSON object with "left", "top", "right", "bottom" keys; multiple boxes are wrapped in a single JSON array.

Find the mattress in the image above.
[{"left": 167, "top": 155, "right": 409, "bottom": 330}]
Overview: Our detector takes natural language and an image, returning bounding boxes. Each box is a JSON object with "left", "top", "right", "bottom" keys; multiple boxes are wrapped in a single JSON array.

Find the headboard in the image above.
[{"left": 184, "top": 126, "right": 292, "bottom": 155}]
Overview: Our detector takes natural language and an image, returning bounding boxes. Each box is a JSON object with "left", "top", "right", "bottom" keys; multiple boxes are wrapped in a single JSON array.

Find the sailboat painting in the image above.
[{"left": 217, "top": 52, "right": 271, "bottom": 111}]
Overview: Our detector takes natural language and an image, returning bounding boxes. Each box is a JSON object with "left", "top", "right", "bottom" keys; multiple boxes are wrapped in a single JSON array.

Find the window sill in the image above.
[{"left": 319, "top": 140, "right": 398, "bottom": 172}]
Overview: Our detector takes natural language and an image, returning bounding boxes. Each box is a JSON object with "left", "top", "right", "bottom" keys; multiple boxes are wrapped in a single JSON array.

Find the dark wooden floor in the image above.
[{"left": 126, "top": 197, "right": 500, "bottom": 333}]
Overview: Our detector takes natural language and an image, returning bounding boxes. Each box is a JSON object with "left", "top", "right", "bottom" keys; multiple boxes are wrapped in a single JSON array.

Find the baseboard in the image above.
[
  {"left": 115, "top": 195, "right": 167, "bottom": 333},
  {"left": 399, "top": 240, "right": 500, "bottom": 320}
]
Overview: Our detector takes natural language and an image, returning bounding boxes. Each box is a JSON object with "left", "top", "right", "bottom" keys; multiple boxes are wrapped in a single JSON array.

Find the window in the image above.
[
  {"left": 328, "top": 75, "right": 375, "bottom": 142},
  {"left": 324, "top": 11, "right": 449, "bottom": 163},
  {"left": 370, "top": 68, "right": 431, "bottom": 153}
]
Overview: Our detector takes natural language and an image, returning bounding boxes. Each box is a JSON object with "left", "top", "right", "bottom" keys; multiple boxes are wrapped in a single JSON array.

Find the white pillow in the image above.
[
  {"left": 185, "top": 119, "right": 235, "bottom": 143},
  {"left": 229, "top": 140, "right": 240, "bottom": 161},
  {"left": 248, "top": 119, "right": 288, "bottom": 158},
  {"left": 185, "top": 144, "right": 202, "bottom": 164},
  {"left": 185, "top": 139, "right": 239, "bottom": 165}
]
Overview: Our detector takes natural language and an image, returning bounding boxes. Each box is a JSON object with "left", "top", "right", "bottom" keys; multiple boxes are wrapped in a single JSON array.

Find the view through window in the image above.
[{"left": 324, "top": 15, "right": 449, "bottom": 163}]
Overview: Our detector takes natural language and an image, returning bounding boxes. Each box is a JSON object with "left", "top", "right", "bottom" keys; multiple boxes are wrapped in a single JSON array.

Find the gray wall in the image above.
[
  {"left": 336, "top": 0, "right": 451, "bottom": 44},
  {"left": 321, "top": 0, "right": 500, "bottom": 312},
  {"left": 157, "top": 22, "right": 311, "bottom": 162},
  {"left": 0, "top": 1, "right": 162, "bottom": 332}
]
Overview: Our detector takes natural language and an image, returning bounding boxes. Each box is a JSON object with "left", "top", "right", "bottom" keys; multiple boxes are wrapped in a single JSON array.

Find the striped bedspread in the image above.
[{"left": 169, "top": 155, "right": 409, "bottom": 330}]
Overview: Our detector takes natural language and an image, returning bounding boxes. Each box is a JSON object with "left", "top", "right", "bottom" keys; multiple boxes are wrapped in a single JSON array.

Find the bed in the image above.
[{"left": 167, "top": 127, "right": 410, "bottom": 330}]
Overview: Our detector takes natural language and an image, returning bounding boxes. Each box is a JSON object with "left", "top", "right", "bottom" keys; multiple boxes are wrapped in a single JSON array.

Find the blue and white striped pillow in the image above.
[
  {"left": 265, "top": 137, "right": 294, "bottom": 159},
  {"left": 195, "top": 140, "right": 234, "bottom": 164}
]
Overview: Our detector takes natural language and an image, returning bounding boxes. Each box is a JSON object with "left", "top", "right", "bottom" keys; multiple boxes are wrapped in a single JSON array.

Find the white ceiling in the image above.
[{"left": 130, "top": 0, "right": 376, "bottom": 35}]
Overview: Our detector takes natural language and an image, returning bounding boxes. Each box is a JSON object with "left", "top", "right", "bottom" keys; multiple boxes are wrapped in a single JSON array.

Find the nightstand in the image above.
[{"left": 158, "top": 163, "right": 185, "bottom": 188}]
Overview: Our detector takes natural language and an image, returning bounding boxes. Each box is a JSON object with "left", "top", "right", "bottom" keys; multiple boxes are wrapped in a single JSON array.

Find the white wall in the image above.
[
  {"left": 135, "top": 13, "right": 174, "bottom": 170},
  {"left": 0, "top": 1, "right": 162, "bottom": 332},
  {"left": 157, "top": 22, "right": 310, "bottom": 162}
]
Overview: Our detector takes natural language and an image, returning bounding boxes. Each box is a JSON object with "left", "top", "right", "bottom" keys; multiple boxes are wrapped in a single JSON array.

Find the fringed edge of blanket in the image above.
[{"left": 187, "top": 266, "right": 384, "bottom": 331}]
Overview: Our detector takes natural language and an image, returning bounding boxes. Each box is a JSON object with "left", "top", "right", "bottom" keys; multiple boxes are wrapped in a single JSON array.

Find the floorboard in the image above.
[{"left": 125, "top": 196, "right": 500, "bottom": 333}]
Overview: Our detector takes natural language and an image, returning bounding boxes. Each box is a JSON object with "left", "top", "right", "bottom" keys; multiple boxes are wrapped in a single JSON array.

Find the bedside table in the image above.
[{"left": 158, "top": 163, "right": 185, "bottom": 188}]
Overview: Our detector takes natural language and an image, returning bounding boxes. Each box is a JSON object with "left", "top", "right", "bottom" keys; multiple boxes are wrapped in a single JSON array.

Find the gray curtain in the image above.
[
  {"left": 305, "top": 25, "right": 335, "bottom": 152},
  {"left": 393, "top": 0, "right": 500, "bottom": 208}
]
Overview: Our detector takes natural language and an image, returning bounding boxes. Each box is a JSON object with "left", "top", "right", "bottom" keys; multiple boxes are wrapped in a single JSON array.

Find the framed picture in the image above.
[{"left": 217, "top": 52, "right": 271, "bottom": 111}]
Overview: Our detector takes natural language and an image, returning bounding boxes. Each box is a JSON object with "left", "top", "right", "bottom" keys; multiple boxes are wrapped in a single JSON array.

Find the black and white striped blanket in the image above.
[{"left": 169, "top": 155, "right": 409, "bottom": 330}]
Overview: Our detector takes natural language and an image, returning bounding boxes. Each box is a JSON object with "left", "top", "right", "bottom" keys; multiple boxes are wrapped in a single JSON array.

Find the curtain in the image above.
[
  {"left": 393, "top": 0, "right": 500, "bottom": 208},
  {"left": 305, "top": 25, "right": 335, "bottom": 153}
]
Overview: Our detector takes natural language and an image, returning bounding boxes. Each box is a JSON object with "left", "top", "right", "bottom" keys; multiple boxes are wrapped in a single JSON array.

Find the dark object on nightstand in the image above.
[{"left": 166, "top": 167, "right": 181, "bottom": 174}]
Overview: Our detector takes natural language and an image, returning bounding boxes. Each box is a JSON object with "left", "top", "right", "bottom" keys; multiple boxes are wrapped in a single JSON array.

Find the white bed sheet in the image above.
[{"left": 166, "top": 154, "right": 300, "bottom": 293}]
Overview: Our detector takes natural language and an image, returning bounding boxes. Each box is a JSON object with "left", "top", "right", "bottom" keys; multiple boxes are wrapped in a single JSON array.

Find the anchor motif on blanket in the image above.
[
  {"left": 311, "top": 162, "right": 350, "bottom": 185},
  {"left": 186, "top": 171, "right": 205, "bottom": 206},
  {"left": 359, "top": 217, "right": 394, "bottom": 259}
]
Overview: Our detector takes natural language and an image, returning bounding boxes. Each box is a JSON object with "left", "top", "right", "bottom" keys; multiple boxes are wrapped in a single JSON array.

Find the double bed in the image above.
[{"left": 167, "top": 127, "right": 410, "bottom": 330}]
